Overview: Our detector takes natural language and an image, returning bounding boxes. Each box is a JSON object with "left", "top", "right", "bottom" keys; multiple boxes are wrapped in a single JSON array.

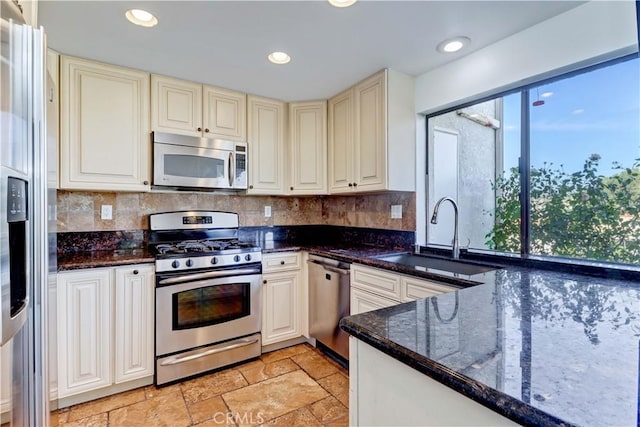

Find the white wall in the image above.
[{"left": 415, "top": 1, "right": 638, "bottom": 115}]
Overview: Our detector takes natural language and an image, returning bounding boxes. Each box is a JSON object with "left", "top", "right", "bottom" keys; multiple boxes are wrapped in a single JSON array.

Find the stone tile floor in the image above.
[{"left": 51, "top": 344, "right": 349, "bottom": 427}]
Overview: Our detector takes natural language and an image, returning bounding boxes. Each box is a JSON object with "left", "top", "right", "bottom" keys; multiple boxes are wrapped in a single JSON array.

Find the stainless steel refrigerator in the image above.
[{"left": 1, "top": 1, "right": 53, "bottom": 426}]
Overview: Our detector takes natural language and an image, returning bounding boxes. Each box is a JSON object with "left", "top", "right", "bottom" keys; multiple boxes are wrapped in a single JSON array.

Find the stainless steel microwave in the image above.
[{"left": 153, "top": 132, "right": 247, "bottom": 190}]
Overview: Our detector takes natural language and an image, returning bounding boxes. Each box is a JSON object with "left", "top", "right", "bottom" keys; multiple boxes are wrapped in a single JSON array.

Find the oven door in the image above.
[
  {"left": 155, "top": 269, "right": 261, "bottom": 356},
  {"left": 153, "top": 141, "right": 233, "bottom": 189}
]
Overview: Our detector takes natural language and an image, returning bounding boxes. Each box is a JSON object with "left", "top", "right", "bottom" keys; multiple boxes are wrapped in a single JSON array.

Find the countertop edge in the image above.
[{"left": 339, "top": 316, "right": 578, "bottom": 427}]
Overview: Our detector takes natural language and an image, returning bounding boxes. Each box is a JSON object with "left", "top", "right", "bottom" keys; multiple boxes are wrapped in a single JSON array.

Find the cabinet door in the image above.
[
  {"left": 288, "top": 101, "right": 327, "bottom": 195},
  {"left": 203, "top": 85, "right": 247, "bottom": 141},
  {"left": 46, "top": 49, "right": 60, "bottom": 190},
  {"left": 350, "top": 287, "right": 398, "bottom": 315},
  {"left": 247, "top": 96, "right": 286, "bottom": 195},
  {"left": 328, "top": 88, "right": 355, "bottom": 193},
  {"left": 57, "top": 269, "right": 112, "bottom": 398},
  {"left": 114, "top": 265, "right": 155, "bottom": 384},
  {"left": 354, "top": 71, "right": 387, "bottom": 191},
  {"left": 262, "top": 270, "right": 301, "bottom": 345},
  {"left": 151, "top": 74, "right": 202, "bottom": 137},
  {"left": 60, "top": 56, "right": 150, "bottom": 191}
]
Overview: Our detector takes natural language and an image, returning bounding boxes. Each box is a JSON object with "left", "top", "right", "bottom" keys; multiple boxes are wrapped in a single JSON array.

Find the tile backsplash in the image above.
[{"left": 56, "top": 190, "right": 416, "bottom": 232}]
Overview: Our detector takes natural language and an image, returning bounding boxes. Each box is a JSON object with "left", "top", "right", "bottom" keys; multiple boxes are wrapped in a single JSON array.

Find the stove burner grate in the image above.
[{"left": 152, "top": 239, "right": 257, "bottom": 255}]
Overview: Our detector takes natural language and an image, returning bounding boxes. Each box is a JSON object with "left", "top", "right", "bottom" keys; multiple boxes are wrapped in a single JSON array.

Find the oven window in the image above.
[
  {"left": 172, "top": 283, "right": 249, "bottom": 330},
  {"left": 164, "top": 154, "right": 225, "bottom": 179}
]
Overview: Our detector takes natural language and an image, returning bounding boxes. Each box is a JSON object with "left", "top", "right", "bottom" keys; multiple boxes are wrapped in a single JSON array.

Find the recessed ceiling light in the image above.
[
  {"left": 541, "top": 91, "right": 554, "bottom": 98},
  {"left": 436, "top": 36, "right": 471, "bottom": 54},
  {"left": 268, "top": 51, "right": 291, "bottom": 65},
  {"left": 328, "top": 0, "right": 357, "bottom": 7},
  {"left": 125, "top": 9, "right": 158, "bottom": 27}
]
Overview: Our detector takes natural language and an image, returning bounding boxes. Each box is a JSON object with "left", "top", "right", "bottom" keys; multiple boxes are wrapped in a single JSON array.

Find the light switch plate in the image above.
[
  {"left": 264, "top": 206, "right": 272, "bottom": 218},
  {"left": 101, "top": 205, "right": 113, "bottom": 220},
  {"left": 391, "top": 204, "right": 402, "bottom": 219}
]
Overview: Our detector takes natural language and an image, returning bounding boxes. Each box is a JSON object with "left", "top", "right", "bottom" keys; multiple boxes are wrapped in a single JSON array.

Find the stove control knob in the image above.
[
  {"left": 186, "top": 259, "right": 194, "bottom": 267},
  {"left": 171, "top": 260, "right": 180, "bottom": 269},
  {"left": 234, "top": 255, "right": 241, "bottom": 262},
  {"left": 211, "top": 257, "right": 218, "bottom": 265},
  {"left": 245, "top": 254, "right": 252, "bottom": 261}
]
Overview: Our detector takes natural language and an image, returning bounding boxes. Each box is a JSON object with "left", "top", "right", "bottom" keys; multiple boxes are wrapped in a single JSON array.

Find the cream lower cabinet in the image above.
[
  {"left": 57, "top": 264, "right": 154, "bottom": 401},
  {"left": 351, "top": 287, "right": 398, "bottom": 315},
  {"left": 60, "top": 56, "right": 150, "bottom": 192},
  {"left": 247, "top": 95, "right": 287, "bottom": 195},
  {"left": 114, "top": 266, "right": 155, "bottom": 383},
  {"left": 328, "top": 69, "right": 416, "bottom": 194},
  {"left": 261, "top": 252, "right": 303, "bottom": 345},
  {"left": 350, "top": 264, "right": 457, "bottom": 315}
]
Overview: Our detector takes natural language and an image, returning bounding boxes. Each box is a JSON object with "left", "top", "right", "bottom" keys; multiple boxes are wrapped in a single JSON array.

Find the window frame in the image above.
[{"left": 424, "top": 52, "right": 640, "bottom": 263}]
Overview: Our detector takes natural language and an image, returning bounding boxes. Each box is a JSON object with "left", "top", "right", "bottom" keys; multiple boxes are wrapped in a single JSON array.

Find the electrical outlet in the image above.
[
  {"left": 391, "top": 204, "right": 402, "bottom": 219},
  {"left": 101, "top": 205, "right": 113, "bottom": 220},
  {"left": 264, "top": 206, "right": 272, "bottom": 218}
]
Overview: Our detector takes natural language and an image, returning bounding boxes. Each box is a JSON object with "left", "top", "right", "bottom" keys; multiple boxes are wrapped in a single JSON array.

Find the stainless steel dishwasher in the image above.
[{"left": 307, "top": 254, "right": 351, "bottom": 361}]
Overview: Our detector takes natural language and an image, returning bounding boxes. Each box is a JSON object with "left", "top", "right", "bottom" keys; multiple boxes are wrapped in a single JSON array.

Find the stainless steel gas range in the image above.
[{"left": 149, "top": 211, "right": 262, "bottom": 385}]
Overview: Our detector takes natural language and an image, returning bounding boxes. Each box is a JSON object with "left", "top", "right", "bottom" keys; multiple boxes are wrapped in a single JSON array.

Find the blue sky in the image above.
[{"left": 502, "top": 57, "right": 639, "bottom": 176}]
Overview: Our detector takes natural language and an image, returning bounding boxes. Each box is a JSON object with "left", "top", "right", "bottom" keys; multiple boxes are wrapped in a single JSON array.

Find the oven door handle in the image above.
[
  {"left": 158, "top": 267, "right": 262, "bottom": 286},
  {"left": 159, "top": 336, "right": 259, "bottom": 366}
]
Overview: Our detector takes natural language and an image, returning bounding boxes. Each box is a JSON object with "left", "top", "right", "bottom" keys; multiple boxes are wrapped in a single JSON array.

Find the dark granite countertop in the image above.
[
  {"left": 58, "top": 249, "right": 155, "bottom": 271},
  {"left": 340, "top": 266, "right": 640, "bottom": 427}
]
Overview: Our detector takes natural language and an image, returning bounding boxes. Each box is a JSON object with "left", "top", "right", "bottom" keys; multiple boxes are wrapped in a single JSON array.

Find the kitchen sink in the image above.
[{"left": 375, "top": 253, "right": 502, "bottom": 276}]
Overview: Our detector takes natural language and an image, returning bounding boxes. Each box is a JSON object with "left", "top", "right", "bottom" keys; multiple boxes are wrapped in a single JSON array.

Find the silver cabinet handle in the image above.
[{"left": 159, "top": 337, "right": 259, "bottom": 366}]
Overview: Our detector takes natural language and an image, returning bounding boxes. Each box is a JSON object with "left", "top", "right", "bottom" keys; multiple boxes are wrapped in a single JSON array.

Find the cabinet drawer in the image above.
[
  {"left": 351, "top": 264, "right": 401, "bottom": 301},
  {"left": 350, "top": 288, "right": 399, "bottom": 315},
  {"left": 262, "top": 252, "right": 301, "bottom": 273},
  {"left": 402, "top": 277, "right": 454, "bottom": 302}
]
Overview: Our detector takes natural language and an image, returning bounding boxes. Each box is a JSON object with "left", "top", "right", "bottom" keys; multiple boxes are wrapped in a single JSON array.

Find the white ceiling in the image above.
[{"left": 39, "top": 1, "right": 582, "bottom": 102}]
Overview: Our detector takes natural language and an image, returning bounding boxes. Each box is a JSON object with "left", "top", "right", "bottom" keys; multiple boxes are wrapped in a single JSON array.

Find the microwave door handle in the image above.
[{"left": 228, "top": 152, "right": 234, "bottom": 187}]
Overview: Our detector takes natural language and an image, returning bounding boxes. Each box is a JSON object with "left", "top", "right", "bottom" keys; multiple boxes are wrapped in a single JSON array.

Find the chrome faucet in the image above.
[{"left": 430, "top": 197, "right": 459, "bottom": 259}]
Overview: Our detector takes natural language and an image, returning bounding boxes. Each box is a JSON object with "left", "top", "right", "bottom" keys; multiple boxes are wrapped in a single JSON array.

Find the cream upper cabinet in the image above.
[
  {"left": 247, "top": 95, "right": 286, "bottom": 195},
  {"left": 328, "top": 69, "right": 415, "bottom": 194},
  {"left": 151, "top": 74, "right": 247, "bottom": 141},
  {"left": 355, "top": 72, "right": 386, "bottom": 191},
  {"left": 60, "top": 56, "right": 150, "bottom": 192},
  {"left": 328, "top": 88, "right": 355, "bottom": 193},
  {"left": 46, "top": 49, "right": 60, "bottom": 190},
  {"left": 151, "top": 75, "right": 202, "bottom": 137},
  {"left": 203, "top": 85, "right": 247, "bottom": 141},
  {"left": 288, "top": 101, "right": 327, "bottom": 195}
]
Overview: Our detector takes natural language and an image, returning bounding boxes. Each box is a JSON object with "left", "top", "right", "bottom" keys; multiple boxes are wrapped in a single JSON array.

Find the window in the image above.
[{"left": 427, "top": 55, "right": 640, "bottom": 265}]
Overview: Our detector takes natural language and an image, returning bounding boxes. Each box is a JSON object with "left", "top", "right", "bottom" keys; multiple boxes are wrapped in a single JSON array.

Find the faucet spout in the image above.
[{"left": 430, "top": 197, "right": 460, "bottom": 259}]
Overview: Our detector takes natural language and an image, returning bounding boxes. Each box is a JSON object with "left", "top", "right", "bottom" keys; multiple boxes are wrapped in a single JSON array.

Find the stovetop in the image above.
[
  {"left": 150, "top": 239, "right": 262, "bottom": 273},
  {"left": 151, "top": 239, "right": 258, "bottom": 256},
  {"left": 148, "top": 211, "right": 263, "bottom": 273}
]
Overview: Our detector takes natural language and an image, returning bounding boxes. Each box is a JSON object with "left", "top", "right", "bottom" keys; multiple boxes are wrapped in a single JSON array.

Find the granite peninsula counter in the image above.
[{"left": 340, "top": 266, "right": 640, "bottom": 426}]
